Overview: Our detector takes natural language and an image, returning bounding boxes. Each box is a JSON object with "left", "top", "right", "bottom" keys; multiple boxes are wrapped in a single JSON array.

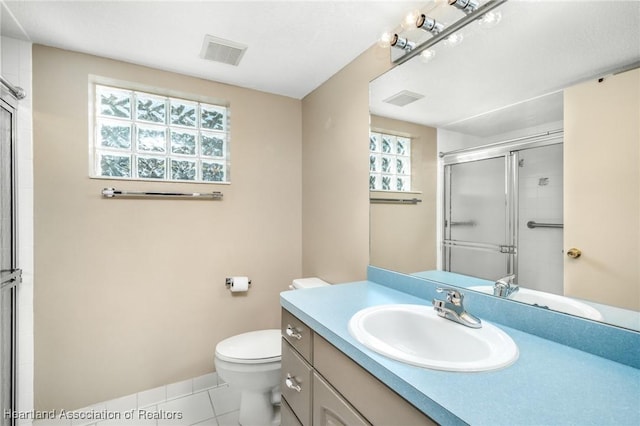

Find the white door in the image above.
[{"left": 563, "top": 68, "right": 640, "bottom": 311}]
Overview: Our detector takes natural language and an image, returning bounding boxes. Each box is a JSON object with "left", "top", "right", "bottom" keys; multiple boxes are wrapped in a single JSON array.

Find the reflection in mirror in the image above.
[{"left": 369, "top": 1, "right": 640, "bottom": 330}]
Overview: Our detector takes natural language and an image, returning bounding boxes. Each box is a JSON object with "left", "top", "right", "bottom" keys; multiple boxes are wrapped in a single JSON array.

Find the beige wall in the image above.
[
  {"left": 301, "top": 47, "right": 392, "bottom": 283},
  {"left": 564, "top": 68, "right": 639, "bottom": 310},
  {"left": 33, "top": 45, "right": 302, "bottom": 410},
  {"left": 369, "top": 115, "right": 437, "bottom": 273}
]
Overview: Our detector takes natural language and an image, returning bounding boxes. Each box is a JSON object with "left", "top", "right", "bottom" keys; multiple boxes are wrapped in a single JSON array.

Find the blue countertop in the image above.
[{"left": 281, "top": 280, "right": 640, "bottom": 426}]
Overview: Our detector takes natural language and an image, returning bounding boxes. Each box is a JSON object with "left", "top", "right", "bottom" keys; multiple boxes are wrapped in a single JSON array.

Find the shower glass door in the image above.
[
  {"left": 442, "top": 154, "right": 517, "bottom": 281},
  {"left": 1, "top": 93, "right": 20, "bottom": 426}
]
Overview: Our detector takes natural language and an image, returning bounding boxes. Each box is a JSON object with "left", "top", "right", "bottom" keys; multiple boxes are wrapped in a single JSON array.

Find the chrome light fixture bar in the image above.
[{"left": 393, "top": 0, "right": 508, "bottom": 65}]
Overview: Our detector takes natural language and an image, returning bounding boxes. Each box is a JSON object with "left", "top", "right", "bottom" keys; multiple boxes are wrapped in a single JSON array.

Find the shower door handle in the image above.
[{"left": 0, "top": 269, "right": 21, "bottom": 289}]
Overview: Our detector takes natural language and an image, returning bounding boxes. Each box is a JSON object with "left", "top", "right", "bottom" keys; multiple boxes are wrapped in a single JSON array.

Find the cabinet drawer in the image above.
[
  {"left": 313, "top": 372, "right": 370, "bottom": 426},
  {"left": 282, "top": 309, "right": 313, "bottom": 361},
  {"left": 313, "top": 334, "right": 437, "bottom": 426},
  {"left": 281, "top": 397, "right": 302, "bottom": 426},
  {"left": 281, "top": 339, "right": 313, "bottom": 426}
]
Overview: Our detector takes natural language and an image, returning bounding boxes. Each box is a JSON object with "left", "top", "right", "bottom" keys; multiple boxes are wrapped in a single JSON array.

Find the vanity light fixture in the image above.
[
  {"left": 416, "top": 14, "right": 444, "bottom": 35},
  {"left": 390, "top": 34, "right": 416, "bottom": 51},
  {"left": 384, "top": 0, "right": 507, "bottom": 64},
  {"left": 449, "top": 0, "right": 479, "bottom": 14}
]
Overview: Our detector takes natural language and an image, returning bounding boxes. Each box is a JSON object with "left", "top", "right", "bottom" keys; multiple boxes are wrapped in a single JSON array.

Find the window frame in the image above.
[
  {"left": 89, "top": 79, "right": 231, "bottom": 184},
  {"left": 369, "top": 130, "right": 412, "bottom": 192}
]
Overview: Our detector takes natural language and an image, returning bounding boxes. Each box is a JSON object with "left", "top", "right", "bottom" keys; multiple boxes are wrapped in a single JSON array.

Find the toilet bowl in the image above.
[
  {"left": 214, "top": 277, "right": 329, "bottom": 426},
  {"left": 215, "top": 329, "right": 282, "bottom": 426}
]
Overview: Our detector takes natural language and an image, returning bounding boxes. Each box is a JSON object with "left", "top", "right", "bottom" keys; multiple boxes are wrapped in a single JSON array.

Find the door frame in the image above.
[
  {"left": 1, "top": 87, "right": 20, "bottom": 426},
  {"left": 439, "top": 132, "right": 563, "bottom": 280}
]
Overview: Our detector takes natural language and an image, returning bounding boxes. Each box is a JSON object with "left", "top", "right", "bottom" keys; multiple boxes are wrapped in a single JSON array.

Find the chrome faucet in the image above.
[
  {"left": 432, "top": 288, "right": 482, "bottom": 328},
  {"left": 494, "top": 274, "right": 518, "bottom": 297}
]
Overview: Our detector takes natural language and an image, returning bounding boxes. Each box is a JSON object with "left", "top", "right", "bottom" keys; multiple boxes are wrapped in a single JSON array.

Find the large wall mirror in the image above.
[{"left": 369, "top": 0, "right": 639, "bottom": 330}]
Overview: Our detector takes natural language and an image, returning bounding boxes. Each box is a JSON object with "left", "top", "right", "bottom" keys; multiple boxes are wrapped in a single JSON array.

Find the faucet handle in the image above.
[
  {"left": 494, "top": 274, "right": 519, "bottom": 297},
  {"left": 436, "top": 287, "right": 463, "bottom": 304},
  {"left": 496, "top": 274, "right": 516, "bottom": 284}
]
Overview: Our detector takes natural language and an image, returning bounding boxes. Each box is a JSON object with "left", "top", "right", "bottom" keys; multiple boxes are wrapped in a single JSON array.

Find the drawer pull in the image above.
[
  {"left": 286, "top": 325, "right": 302, "bottom": 340},
  {"left": 285, "top": 374, "right": 302, "bottom": 392}
]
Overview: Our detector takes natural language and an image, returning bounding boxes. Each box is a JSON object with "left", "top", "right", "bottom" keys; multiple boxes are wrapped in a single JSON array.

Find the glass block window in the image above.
[
  {"left": 369, "top": 131, "right": 411, "bottom": 191},
  {"left": 92, "top": 84, "right": 229, "bottom": 183}
]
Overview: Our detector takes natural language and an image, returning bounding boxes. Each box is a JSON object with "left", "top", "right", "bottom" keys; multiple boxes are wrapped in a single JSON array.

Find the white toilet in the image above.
[{"left": 214, "top": 277, "right": 329, "bottom": 426}]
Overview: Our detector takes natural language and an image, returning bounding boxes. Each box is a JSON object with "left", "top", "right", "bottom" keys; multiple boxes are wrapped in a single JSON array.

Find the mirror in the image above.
[{"left": 369, "top": 1, "right": 640, "bottom": 330}]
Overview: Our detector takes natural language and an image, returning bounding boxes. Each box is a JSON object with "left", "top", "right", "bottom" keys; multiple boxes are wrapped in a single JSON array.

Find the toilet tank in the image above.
[{"left": 290, "top": 277, "right": 330, "bottom": 290}]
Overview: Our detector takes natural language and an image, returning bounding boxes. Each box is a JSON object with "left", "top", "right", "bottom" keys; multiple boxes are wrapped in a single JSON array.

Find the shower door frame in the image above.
[
  {"left": 1, "top": 88, "right": 20, "bottom": 426},
  {"left": 442, "top": 152, "right": 519, "bottom": 279},
  {"left": 439, "top": 131, "right": 564, "bottom": 281}
]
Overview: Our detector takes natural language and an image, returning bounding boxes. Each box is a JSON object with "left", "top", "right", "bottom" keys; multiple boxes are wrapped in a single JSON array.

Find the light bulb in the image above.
[
  {"left": 401, "top": 9, "right": 422, "bottom": 31},
  {"left": 378, "top": 31, "right": 395, "bottom": 48}
]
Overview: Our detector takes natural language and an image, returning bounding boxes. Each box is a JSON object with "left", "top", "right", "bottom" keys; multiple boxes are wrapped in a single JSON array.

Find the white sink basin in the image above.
[
  {"left": 348, "top": 304, "right": 518, "bottom": 372},
  {"left": 468, "top": 286, "right": 603, "bottom": 321}
]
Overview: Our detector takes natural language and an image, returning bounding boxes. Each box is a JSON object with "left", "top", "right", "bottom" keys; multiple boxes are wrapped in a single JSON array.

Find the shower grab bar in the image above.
[
  {"left": 101, "top": 187, "right": 223, "bottom": 200},
  {"left": 0, "top": 75, "right": 26, "bottom": 100},
  {"left": 370, "top": 197, "right": 422, "bottom": 204},
  {"left": 527, "top": 221, "right": 563, "bottom": 229}
]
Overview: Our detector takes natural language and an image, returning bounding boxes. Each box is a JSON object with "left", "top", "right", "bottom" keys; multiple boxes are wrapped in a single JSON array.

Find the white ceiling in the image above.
[
  {"left": 2, "top": 0, "right": 639, "bottom": 131},
  {"left": 370, "top": 0, "right": 640, "bottom": 137},
  {"left": 0, "top": 0, "right": 425, "bottom": 99}
]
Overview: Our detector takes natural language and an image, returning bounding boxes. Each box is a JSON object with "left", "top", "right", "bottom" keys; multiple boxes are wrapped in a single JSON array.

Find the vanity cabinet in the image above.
[
  {"left": 281, "top": 308, "right": 436, "bottom": 426},
  {"left": 281, "top": 335, "right": 312, "bottom": 425},
  {"left": 313, "top": 372, "right": 369, "bottom": 425}
]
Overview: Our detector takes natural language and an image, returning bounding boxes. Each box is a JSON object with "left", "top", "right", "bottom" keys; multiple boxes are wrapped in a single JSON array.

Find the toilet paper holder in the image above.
[{"left": 225, "top": 277, "right": 252, "bottom": 289}]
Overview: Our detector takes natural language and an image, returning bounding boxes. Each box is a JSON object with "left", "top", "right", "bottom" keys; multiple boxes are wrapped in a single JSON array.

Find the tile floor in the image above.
[{"left": 32, "top": 372, "right": 253, "bottom": 426}]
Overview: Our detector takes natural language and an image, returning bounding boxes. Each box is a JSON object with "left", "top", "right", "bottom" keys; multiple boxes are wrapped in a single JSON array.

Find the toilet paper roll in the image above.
[{"left": 230, "top": 276, "right": 249, "bottom": 292}]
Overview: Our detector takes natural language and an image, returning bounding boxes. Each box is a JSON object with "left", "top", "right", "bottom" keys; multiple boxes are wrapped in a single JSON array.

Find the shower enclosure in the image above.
[
  {"left": 441, "top": 132, "right": 564, "bottom": 294},
  {"left": 1, "top": 85, "right": 21, "bottom": 425}
]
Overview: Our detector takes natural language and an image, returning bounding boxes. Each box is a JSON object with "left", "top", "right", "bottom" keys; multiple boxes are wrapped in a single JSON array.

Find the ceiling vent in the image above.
[
  {"left": 383, "top": 90, "right": 424, "bottom": 107},
  {"left": 200, "top": 35, "right": 248, "bottom": 66}
]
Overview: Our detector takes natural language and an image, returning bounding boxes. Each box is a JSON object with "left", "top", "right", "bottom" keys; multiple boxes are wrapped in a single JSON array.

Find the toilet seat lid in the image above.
[{"left": 215, "top": 329, "right": 281, "bottom": 364}]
